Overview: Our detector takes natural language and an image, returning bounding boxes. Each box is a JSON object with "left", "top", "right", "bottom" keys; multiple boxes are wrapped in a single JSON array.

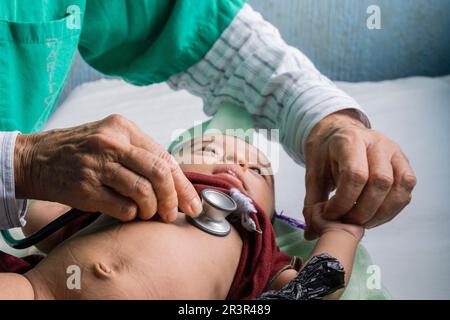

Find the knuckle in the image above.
[
  {"left": 127, "top": 145, "right": 140, "bottom": 160},
  {"left": 161, "top": 152, "right": 179, "bottom": 174},
  {"left": 400, "top": 174, "right": 417, "bottom": 192},
  {"left": 159, "top": 149, "right": 174, "bottom": 164},
  {"left": 331, "top": 132, "right": 353, "bottom": 146},
  {"left": 134, "top": 178, "right": 153, "bottom": 197},
  {"left": 77, "top": 154, "right": 94, "bottom": 169},
  {"left": 370, "top": 173, "right": 394, "bottom": 191},
  {"left": 86, "top": 133, "right": 114, "bottom": 152},
  {"left": 150, "top": 158, "right": 169, "bottom": 179},
  {"left": 105, "top": 114, "right": 129, "bottom": 127},
  {"left": 79, "top": 167, "right": 96, "bottom": 184},
  {"left": 344, "top": 168, "right": 368, "bottom": 186},
  {"left": 78, "top": 180, "right": 93, "bottom": 195}
]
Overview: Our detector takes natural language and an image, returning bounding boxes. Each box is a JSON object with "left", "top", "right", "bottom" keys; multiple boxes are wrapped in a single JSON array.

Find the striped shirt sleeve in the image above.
[
  {"left": 0, "top": 132, "right": 27, "bottom": 229},
  {"left": 168, "top": 3, "right": 370, "bottom": 165}
]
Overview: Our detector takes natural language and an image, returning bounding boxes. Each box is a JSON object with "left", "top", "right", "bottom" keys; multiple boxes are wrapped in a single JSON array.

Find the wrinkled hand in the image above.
[
  {"left": 306, "top": 202, "right": 364, "bottom": 241},
  {"left": 14, "top": 114, "right": 202, "bottom": 222},
  {"left": 303, "top": 110, "right": 416, "bottom": 240}
]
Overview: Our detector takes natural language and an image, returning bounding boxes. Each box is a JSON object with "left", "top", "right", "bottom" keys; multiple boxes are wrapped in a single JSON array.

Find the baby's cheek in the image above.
[{"left": 249, "top": 184, "right": 275, "bottom": 217}]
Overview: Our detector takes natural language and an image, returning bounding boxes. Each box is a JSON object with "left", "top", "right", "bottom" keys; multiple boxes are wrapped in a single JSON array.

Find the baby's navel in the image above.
[{"left": 93, "top": 262, "right": 113, "bottom": 279}]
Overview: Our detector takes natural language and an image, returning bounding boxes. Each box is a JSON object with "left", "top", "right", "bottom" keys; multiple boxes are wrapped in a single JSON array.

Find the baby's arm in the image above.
[
  {"left": 0, "top": 273, "right": 35, "bottom": 299},
  {"left": 268, "top": 204, "right": 364, "bottom": 300},
  {"left": 303, "top": 224, "right": 363, "bottom": 299},
  {"left": 22, "top": 200, "right": 72, "bottom": 252}
]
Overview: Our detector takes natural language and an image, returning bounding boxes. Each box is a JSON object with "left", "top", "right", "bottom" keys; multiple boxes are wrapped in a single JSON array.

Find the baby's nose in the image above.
[
  {"left": 225, "top": 154, "right": 249, "bottom": 171},
  {"left": 238, "top": 161, "right": 249, "bottom": 171}
]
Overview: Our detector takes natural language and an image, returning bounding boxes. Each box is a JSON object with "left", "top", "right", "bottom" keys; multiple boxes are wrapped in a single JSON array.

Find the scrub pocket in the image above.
[{"left": 0, "top": 7, "right": 82, "bottom": 133}]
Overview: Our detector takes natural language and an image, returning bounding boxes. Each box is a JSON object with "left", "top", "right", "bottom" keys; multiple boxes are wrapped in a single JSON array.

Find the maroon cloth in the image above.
[
  {"left": 0, "top": 251, "right": 43, "bottom": 274},
  {"left": 0, "top": 172, "right": 294, "bottom": 300},
  {"left": 185, "top": 172, "right": 294, "bottom": 300}
]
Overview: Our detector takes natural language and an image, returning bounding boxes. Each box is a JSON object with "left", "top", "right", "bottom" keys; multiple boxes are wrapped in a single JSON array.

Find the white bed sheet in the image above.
[{"left": 44, "top": 76, "right": 450, "bottom": 299}]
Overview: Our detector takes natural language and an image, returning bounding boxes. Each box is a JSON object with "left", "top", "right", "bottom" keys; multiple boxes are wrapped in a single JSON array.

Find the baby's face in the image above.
[{"left": 173, "top": 134, "right": 275, "bottom": 216}]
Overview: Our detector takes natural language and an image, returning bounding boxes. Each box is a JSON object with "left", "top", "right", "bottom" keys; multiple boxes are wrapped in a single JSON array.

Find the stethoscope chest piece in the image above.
[{"left": 187, "top": 189, "right": 237, "bottom": 236}]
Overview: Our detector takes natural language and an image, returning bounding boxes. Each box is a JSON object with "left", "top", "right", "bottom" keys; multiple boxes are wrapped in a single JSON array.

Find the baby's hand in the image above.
[{"left": 305, "top": 203, "right": 364, "bottom": 241}]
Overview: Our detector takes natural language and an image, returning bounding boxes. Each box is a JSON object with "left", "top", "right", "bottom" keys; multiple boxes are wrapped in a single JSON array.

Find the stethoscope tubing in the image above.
[
  {"left": 1, "top": 189, "right": 236, "bottom": 249},
  {"left": 1, "top": 208, "right": 92, "bottom": 250}
]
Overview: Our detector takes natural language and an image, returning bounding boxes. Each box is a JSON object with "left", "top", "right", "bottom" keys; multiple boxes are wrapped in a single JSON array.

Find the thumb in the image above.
[{"left": 303, "top": 169, "right": 328, "bottom": 241}]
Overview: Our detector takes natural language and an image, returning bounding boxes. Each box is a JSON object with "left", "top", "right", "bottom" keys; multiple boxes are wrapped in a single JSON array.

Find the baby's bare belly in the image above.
[{"left": 26, "top": 214, "right": 243, "bottom": 300}]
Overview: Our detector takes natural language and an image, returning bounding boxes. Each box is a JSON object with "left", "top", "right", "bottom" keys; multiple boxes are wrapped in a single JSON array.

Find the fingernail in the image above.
[{"left": 190, "top": 197, "right": 203, "bottom": 216}]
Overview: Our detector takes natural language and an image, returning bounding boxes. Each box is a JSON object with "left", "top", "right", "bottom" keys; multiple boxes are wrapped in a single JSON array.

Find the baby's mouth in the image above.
[{"left": 212, "top": 168, "right": 247, "bottom": 195}]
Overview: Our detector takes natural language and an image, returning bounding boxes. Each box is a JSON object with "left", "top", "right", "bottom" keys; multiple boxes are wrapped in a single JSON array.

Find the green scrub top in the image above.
[{"left": 0, "top": 0, "right": 246, "bottom": 133}]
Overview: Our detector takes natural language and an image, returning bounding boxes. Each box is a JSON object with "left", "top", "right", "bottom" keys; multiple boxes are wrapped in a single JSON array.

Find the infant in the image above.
[{"left": 0, "top": 134, "right": 363, "bottom": 299}]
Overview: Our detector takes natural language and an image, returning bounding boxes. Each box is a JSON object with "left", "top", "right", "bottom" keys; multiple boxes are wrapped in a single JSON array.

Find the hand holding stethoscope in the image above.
[{"left": 14, "top": 115, "right": 203, "bottom": 223}]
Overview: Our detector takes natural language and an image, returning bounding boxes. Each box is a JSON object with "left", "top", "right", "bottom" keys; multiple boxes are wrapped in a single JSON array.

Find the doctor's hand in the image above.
[
  {"left": 13, "top": 114, "right": 203, "bottom": 222},
  {"left": 307, "top": 202, "right": 365, "bottom": 241},
  {"left": 303, "top": 110, "right": 416, "bottom": 240}
]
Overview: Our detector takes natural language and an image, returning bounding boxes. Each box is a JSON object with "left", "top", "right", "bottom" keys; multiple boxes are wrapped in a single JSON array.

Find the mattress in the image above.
[{"left": 5, "top": 75, "right": 450, "bottom": 299}]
